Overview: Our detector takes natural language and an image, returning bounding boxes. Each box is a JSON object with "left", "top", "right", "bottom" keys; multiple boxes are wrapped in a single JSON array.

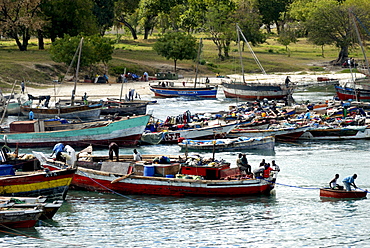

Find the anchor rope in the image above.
[{"left": 79, "top": 170, "right": 162, "bottom": 207}]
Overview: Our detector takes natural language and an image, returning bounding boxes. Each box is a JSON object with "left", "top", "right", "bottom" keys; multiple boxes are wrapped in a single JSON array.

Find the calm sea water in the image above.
[{"left": 2, "top": 87, "right": 370, "bottom": 247}]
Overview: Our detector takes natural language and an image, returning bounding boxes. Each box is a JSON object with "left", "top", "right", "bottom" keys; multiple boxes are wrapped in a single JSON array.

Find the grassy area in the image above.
[{"left": 0, "top": 34, "right": 366, "bottom": 93}]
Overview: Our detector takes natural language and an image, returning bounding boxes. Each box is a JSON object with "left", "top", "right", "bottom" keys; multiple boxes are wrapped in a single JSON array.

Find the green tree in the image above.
[
  {"left": 290, "top": 0, "right": 370, "bottom": 64},
  {"left": 205, "top": 0, "right": 237, "bottom": 60},
  {"left": 153, "top": 32, "right": 197, "bottom": 72},
  {"left": 114, "top": 0, "right": 140, "bottom": 39},
  {"left": 92, "top": 0, "right": 115, "bottom": 36},
  {"left": 179, "top": 0, "right": 207, "bottom": 33},
  {"left": 234, "top": 0, "right": 266, "bottom": 47},
  {"left": 138, "top": 0, "right": 182, "bottom": 39},
  {"left": 277, "top": 27, "right": 298, "bottom": 57},
  {"left": 41, "top": 0, "right": 99, "bottom": 42},
  {"left": 49, "top": 34, "right": 114, "bottom": 70},
  {"left": 0, "top": 0, "right": 45, "bottom": 51},
  {"left": 256, "top": 0, "right": 292, "bottom": 34}
]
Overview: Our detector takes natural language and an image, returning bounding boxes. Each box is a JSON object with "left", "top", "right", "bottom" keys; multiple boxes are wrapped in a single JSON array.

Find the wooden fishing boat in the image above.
[
  {"left": 0, "top": 162, "right": 76, "bottom": 200},
  {"left": 0, "top": 207, "right": 43, "bottom": 228},
  {"left": 178, "top": 136, "right": 275, "bottom": 152},
  {"left": 48, "top": 155, "right": 278, "bottom": 197},
  {"left": 222, "top": 82, "right": 291, "bottom": 100},
  {"left": 227, "top": 125, "right": 310, "bottom": 142},
  {"left": 100, "top": 100, "right": 149, "bottom": 116},
  {"left": 20, "top": 104, "right": 102, "bottom": 119},
  {"left": 0, "top": 115, "right": 150, "bottom": 148},
  {"left": 141, "top": 122, "right": 238, "bottom": 144},
  {"left": 299, "top": 125, "right": 370, "bottom": 140},
  {"left": 221, "top": 25, "right": 293, "bottom": 101},
  {"left": 0, "top": 197, "right": 63, "bottom": 220},
  {"left": 149, "top": 84, "right": 218, "bottom": 98},
  {"left": 149, "top": 39, "right": 218, "bottom": 99},
  {"left": 320, "top": 188, "right": 367, "bottom": 199}
]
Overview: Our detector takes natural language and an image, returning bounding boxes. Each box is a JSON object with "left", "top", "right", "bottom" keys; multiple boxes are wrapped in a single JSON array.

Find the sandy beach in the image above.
[{"left": 22, "top": 72, "right": 354, "bottom": 101}]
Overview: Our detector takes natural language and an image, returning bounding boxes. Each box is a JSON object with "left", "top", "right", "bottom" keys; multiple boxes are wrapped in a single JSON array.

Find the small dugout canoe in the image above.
[{"left": 319, "top": 188, "right": 367, "bottom": 199}]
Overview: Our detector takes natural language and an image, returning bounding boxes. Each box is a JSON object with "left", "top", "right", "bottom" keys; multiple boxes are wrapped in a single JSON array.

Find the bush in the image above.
[{"left": 309, "top": 66, "right": 325, "bottom": 72}]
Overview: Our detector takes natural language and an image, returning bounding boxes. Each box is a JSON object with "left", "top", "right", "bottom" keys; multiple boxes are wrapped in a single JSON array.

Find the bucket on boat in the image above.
[
  {"left": 144, "top": 165, "right": 155, "bottom": 177},
  {"left": 166, "top": 174, "right": 175, "bottom": 178}
]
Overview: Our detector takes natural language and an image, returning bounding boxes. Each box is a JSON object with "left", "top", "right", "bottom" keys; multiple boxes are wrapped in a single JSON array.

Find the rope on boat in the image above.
[
  {"left": 264, "top": 178, "right": 368, "bottom": 192},
  {"left": 263, "top": 178, "right": 321, "bottom": 190},
  {"left": 0, "top": 224, "right": 86, "bottom": 247},
  {"left": 79, "top": 170, "right": 162, "bottom": 207}
]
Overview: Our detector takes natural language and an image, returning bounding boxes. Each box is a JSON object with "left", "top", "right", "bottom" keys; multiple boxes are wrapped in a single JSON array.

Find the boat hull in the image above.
[
  {"left": 299, "top": 126, "right": 370, "bottom": 140},
  {"left": 141, "top": 123, "right": 238, "bottom": 144},
  {"left": 71, "top": 171, "right": 275, "bottom": 197},
  {"left": 21, "top": 105, "right": 102, "bottom": 119},
  {"left": 179, "top": 136, "right": 275, "bottom": 152},
  {"left": 0, "top": 209, "right": 43, "bottom": 228},
  {"left": 320, "top": 188, "right": 367, "bottom": 199},
  {"left": 335, "top": 85, "right": 370, "bottom": 101},
  {"left": 221, "top": 83, "right": 290, "bottom": 100},
  {"left": 0, "top": 168, "right": 76, "bottom": 200},
  {"left": 0, "top": 115, "right": 151, "bottom": 148},
  {"left": 150, "top": 85, "right": 217, "bottom": 98},
  {"left": 227, "top": 126, "right": 309, "bottom": 142},
  {"left": 100, "top": 103, "right": 148, "bottom": 116}
]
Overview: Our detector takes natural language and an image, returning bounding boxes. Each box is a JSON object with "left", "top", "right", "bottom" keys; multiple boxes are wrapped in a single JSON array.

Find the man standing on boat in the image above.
[
  {"left": 109, "top": 142, "right": 119, "bottom": 161},
  {"left": 342, "top": 174, "right": 358, "bottom": 191},
  {"left": 51, "top": 143, "right": 65, "bottom": 162}
]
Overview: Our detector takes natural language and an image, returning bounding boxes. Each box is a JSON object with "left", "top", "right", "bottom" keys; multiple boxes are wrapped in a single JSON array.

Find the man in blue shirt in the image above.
[
  {"left": 51, "top": 143, "right": 65, "bottom": 162},
  {"left": 342, "top": 174, "right": 358, "bottom": 191}
]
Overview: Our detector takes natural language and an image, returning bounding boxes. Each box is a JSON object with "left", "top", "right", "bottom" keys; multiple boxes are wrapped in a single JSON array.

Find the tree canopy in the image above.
[
  {"left": 290, "top": 0, "right": 370, "bottom": 64},
  {"left": 153, "top": 32, "right": 198, "bottom": 72},
  {"left": 49, "top": 34, "right": 114, "bottom": 69}
]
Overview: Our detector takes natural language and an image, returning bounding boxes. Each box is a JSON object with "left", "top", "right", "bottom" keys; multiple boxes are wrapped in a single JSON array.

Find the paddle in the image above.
[{"left": 111, "top": 173, "right": 134, "bottom": 184}]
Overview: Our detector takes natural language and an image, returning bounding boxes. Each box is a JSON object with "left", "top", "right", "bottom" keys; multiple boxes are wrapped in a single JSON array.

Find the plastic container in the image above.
[
  {"left": 0, "top": 164, "right": 15, "bottom": 176},
  {"left": 143, "top": 165, "right": 155, "bottom": 177},
  {"left": 165, "top": 174, "right": 175, "bottom": 178}
]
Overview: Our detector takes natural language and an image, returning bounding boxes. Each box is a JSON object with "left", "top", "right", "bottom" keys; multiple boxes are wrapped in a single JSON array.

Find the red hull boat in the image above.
[{"left": 319, "top": 188, "right": 367, "bottom": 199}]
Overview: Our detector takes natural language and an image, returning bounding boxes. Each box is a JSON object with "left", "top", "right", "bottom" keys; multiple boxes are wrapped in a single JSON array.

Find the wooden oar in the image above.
[{"left": 111, "top": 173, "right": 134, "bottom": 184}]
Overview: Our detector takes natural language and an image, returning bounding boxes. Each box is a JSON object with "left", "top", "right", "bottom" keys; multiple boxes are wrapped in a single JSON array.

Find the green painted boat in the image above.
[{"left": 0, "top": 115, "right": 150, "bottom": 148}]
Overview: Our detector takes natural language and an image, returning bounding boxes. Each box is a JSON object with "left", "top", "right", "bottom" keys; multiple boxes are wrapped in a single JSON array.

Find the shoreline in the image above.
[{"left": 22, "top": 72, "right": 356, "bottom": 101}]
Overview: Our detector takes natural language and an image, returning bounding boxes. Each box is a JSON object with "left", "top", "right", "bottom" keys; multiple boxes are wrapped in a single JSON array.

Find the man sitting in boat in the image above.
[
  {"left": 236, "top": 154, "right": 251, "bottom": 175},
  {"left": 133, "top": 149, "right": 142, "bottom": 161},
  {"left": 263, "top": 163, "right": 274, "bottom": 178},
  {"left": 329, "top": 174, "right": 344, "bottom": 190},
  {"left": 342, "top": 174, "right": 358, "bottom": 191}
]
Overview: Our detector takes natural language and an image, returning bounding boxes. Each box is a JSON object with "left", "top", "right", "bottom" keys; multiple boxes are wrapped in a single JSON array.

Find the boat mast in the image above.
[
  {"left": 236, "top": 24, "right": 245, "bottom": 84},
  {"left": 351, "top": 10, "right": 370, "bottom": 77},
  {"left": 120, "top": 68, "right": 126, "bottom": 101},
  {"left": 71, "top": 38, "right": 83, "bottom": 106},
  {"left": 236, "top": 24, "right": 267, "bottom": 75},
  {"left": 194, "top": 38, "right": 202, "bottom": 88}
]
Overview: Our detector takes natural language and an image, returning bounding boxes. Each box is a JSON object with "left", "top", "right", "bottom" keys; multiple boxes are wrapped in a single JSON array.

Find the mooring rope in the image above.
[
  {"left": 264, "top": 178, "right": 368, "bottom": 192},
  {"left": 79, "top": 170, "right": 163, "bottom": 207}
]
